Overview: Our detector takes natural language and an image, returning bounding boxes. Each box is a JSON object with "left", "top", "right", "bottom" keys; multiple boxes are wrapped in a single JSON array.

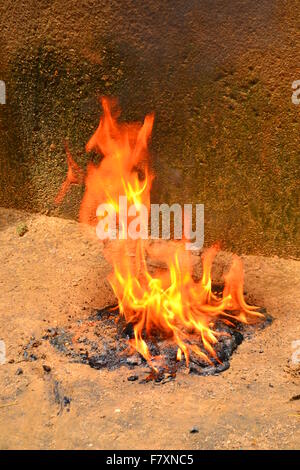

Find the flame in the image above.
[
  {"left": 79, "top": 97, "right": 154, "bottom": 226},
  {"left": 56, "top": 97, "right": 264, "bottom": 371}
]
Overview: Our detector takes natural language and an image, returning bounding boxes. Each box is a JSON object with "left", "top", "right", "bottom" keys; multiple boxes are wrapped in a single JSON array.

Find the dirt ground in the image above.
[{"left": 0, "top": 207, "right": 299, "bottom": 450}]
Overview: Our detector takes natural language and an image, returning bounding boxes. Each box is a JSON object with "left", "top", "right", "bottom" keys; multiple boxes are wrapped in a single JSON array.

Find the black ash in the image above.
[{"left": 44, "top": 286, "right": 272, "bottom": 383}]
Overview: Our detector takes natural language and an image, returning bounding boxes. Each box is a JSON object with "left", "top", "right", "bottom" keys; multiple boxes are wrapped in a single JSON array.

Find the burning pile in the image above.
[{"left": 56, "top": 97, "right": 265, "bottom": 374}]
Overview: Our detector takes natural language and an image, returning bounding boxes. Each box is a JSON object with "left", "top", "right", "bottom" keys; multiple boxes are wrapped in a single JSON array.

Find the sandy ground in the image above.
[{"left": 0, "top": 207, "right": 299, "bottom": 450}]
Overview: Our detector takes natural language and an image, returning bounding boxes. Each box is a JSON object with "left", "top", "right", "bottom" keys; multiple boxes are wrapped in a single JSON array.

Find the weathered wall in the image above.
[{"left": 0, "top": 0, "right": 299, "bottom": 256}]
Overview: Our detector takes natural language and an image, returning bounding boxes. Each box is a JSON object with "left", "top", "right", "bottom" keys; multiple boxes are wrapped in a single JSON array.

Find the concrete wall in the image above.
[{"left": 0, "top": 0, "right": 299, "bottom": 256}]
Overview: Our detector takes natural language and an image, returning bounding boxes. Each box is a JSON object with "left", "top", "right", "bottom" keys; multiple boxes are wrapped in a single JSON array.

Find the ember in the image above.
[{"left": 55, "top": 97, "right": 269, "bottom": 377}]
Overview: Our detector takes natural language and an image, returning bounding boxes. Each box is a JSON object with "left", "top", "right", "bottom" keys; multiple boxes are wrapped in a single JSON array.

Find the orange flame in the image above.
[
  {"left": 56, "top": 97, "right": 264, "bottom": 371},
  {"left": 79, "top": 97, "right": 154, "bottom": 226}
]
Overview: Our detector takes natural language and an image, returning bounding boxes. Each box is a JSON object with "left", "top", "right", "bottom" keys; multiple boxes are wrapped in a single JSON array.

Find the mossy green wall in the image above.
[{"left": 0, "top": 1, "right": 299, "bottom": 256}]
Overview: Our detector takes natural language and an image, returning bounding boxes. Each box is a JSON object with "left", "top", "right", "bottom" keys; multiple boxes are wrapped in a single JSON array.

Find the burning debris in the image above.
[
  {"left": 54, "top": 97, "right": 270, "bottom": 378},
  {"left": 45, "top": 293, "right": 271, "bottom": 382}
]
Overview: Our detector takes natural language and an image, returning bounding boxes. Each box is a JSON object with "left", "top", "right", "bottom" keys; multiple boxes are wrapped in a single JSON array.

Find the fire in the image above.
[{"left": 56, "top": 97, "right": 264, "bottom": 372}]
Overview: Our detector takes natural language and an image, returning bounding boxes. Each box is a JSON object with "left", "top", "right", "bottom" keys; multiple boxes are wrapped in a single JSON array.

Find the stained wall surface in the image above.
[{"left": 0, "top": 0, "right": 299, "bottom": 256}]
